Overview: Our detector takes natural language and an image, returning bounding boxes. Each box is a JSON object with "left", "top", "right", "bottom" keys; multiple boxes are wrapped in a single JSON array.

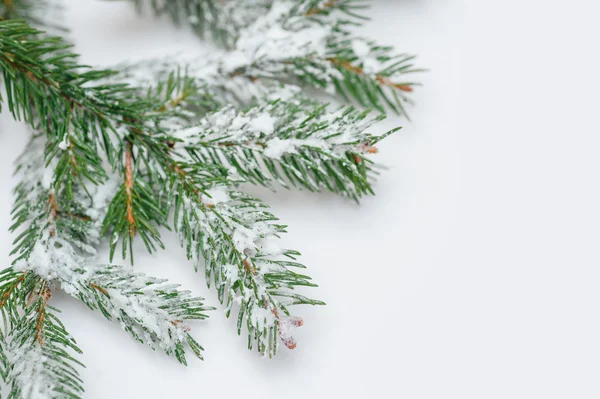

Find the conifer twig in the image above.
[{"left": 0, "top": 0, "right": 420, "bottom": 393}]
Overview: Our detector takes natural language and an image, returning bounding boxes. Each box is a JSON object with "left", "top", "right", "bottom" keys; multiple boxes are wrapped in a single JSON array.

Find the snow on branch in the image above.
[
  {"left": 0, "top": 0, "right": 67, "bottom": 34},
  {"left": 132, "top": 0, "right": 272, "bottom": 49},
  {"left": 131, "top": 0, "right": 421, "bottom": 115},
  {"left": 172, "top": 100, "right": 398, "bottom": 200},
  {"left": 0, "top": 0, "right": 416, "bottom": 389},
  {"left": 0, "top": 289, "right": 85, "bottom": 399},
  {"left": 171, "top": 180, "right": 324, "bottom": 356},
  {"left": 7, "top": 136, "right": 211, "bottom": 367},
  {"left": 74, "top": 264, "right": 212, "bottom": 363}
]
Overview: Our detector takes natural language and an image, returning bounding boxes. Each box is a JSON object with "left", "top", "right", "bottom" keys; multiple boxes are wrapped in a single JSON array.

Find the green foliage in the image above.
[
  {"left": 180, "top": 100, "right": 399, "bottom": 201},
  {"left": 296, "top": 50, "right": 420, "bottom": 117},
  {"left": 74, "top": 263, "right": 213, "bottom": 363},
  {"left": 0, "top": 0, "right": 66, "bottom": 33},
  {"left": 133, "top": 0, "right": 421, "bottom": 117},
  {"left": 132, "top": 0, "right": 271, "bottom": 49},
  {"left": 171, "top": 178, "right": 325, "bottom": 356},
  {"left": 0, "top": 285, "right": 85, "bottom": 399},
  {"left": 300, "top": 0, "right": 422, "bottom": 115},
  {"left": 0, "top": 19, "right": 150, "bottom": 170},
  {"left": 102, "top": 152, "right": 167, "bottom": 263},
  {"left": 0, "top": 133, "right": 213, "bottom": 393},
  {"left": 146, "top": 70, "right": 221, "bottom": 116},
  {"left": 0, "top": 0, "right": 418, "bottom": 393},
  {"left": 0, "top": 269, "right": 40, "bottom": 328},
  {"left": 9, "top": 137, "right": 95, "bottom": 266}
]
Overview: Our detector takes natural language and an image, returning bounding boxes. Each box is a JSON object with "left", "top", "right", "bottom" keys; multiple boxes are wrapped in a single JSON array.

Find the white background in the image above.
[{"left": 1, "top": 0, "right": 599, "bottom": 398}]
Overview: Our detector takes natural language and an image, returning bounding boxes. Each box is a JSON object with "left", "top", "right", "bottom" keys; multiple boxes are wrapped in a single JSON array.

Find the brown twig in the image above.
[
  {"left": 158, "top": 91, "right": 189, "bottom": 112},
  {"left": 125, "top": 143, "right": 136, "bottom": 236},
  {"left": 243, "top": 258, "right": 257, "bottom": 274},
  {"left": 48, "top": 193, "right": 58, "bottom": 237},
  {"left": 305, "top": 0, "right": 335, "bottom": 16},
  {"left": 68, "top": 140, "right": 78, "bottom": 175},
  {"left": 328, "top": 58, "right": 414, "bottom": 92},
  {"left": 35, "top": 287, "right": 51, "bottom": 346},
  {"left": 90, "top": 283, "right": 109, "bottom": 296},
  {"left": 171, "top": 320, "right": 191, "bottom": 332},
  {"left": 0, "top": 273, "right": 25, "bottom": 308}
]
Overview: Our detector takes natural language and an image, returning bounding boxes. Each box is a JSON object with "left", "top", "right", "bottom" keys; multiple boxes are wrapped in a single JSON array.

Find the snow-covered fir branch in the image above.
[
  {"left": 74, "top": 264, "right": 211, "bottom": 363},
  {"left": 116, "top": 58, "right": 303, "bottom": 111},
  {"left": 132, "top": 0, "right": 272, "bottom": 49},
  {"left": 101, "top": 144, "right": 168, "bottom": 263},
  {"left": 99, "top": 79, "right": 324, "bottom": 355},
  {"left": 22, "top": 136, "right": 209, "bottom": 357},
  {"left": 111, "top": 68, "right": 397, "bottom": 199},
  {"left": 0, "top": 291, "right": 85, "bottom": 399},
  {"left": 0, "top": 134, "right": 213, "bottom": 394},
  {"left": 173, "top": 100, "right": 398, "bottom": 200},
  {"left": 0, "top": 0, "right": 66, "bottom": 34},
  {"left": 132, "top": 0, "right": 420, "bottom": 115},
  {"left": 0, "top": 0, "right": 418, "bottom": 392},
  {"left": 170, "top": 174, "right": 324, "bottom": 356},
  {"left": 0, "top": 19, "right": 154, "bottom": 168}
]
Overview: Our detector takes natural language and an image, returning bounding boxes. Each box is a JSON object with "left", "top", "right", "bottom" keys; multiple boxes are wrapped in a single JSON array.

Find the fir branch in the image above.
[
  {"left": 172, "top": 100, "right": 397, "bottom": 201},
  {"left": 0, "top": 0, "right": 67, "bottom": 33},
  {"left": 0, "top": 19, "right": 150, "bottom": 167},
  {"left": 9, "top": 136, "right": 96, "bottom": 267},
  {"left": 170, "top": 176, "right": 324, "bottom": 356},
  {"left": 102, "top": 141, "right": 167, "bottom": 263},
  {"left": 237, "top": 1, "right": 420, "bottom": 116},
  {"left": 113, "top": 80, "right": 326, "bottom": 354},
  {"left": 0, "top": 287, "right": 85, "bottom": 399},
  {"left": 0, "top": 269, "right": 39, "bottom": 328},
  {"left": 294, "top": 1, "right": 421, "bottom": 115},
  {"left": 6, "top": 135, "right": 211, "bottom": 374},
  {"left": 118, "top": 69, "right": 396, "bottom": 199},
  {"left": 132, "top": 0, "right": 272, "bottom": 49},
  {"left": 130, "top": 0, "right": 421, "bottom": 116},
  {"left": 0, "top": 24, "right": 179, "bottom": 263},
  {"left": 100, "top": 71, "right": 217, "bottom": 262},
  {"left": 0, "top": 0, "right": 416, "bottom": 380},
  {"left": 73, "top": 263, "right": 212, "bottom": 364},
  {"left": 144, "top": 69, "right": 221, "bottom": 118},
  {"left": 119, "top": 58, "right": 302, "bottom": 111}
]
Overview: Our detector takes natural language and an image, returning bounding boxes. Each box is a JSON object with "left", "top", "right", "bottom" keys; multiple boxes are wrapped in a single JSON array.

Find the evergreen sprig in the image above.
[
  {"left": 0, "top": 0, "right": 419, "bottom": 395},
  {"left": 170, "top": 173, "right": 324, "bottom": 356},
  {"left": 132, "top": 0, "right": 271, "bottom": 49},
  {"left": 1, "top": 290, "right": 85, "bottom": 399},
  {"left": 175, "top": 100, "right": 399, "bottom": 200},
  {"left": 74, "top": 263, "right": 212, "bottom": 364},
  {"left": 133, "top": 0, "right": 421, "bottom": 116},
  {"left": 0, "top": 135, "right": 211, "bottom": 396},
  {"left": 0, "top": 19, "right": 150, "bottom": 168},
  {"left": 0, "top": 0, "right": 66, "bottom": 33}
]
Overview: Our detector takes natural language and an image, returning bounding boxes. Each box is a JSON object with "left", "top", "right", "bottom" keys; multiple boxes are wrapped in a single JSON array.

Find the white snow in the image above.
[
  {"left": 352, "top": 39, "right": 371, "bottom": 58},
  {"left": 222, "top": 263, "right": 239, "bottom": 285},
  {"left": 263, "top": 137, "right": 296, "bottom": 159},
  {"left": 40, "top": 165, "right": 55, "bottom": 190},
  {"left": 201, "top": 186, "right": 231, "bottom": 205},
  {"left": 247, "top": 112, "right": 275, "bottom": 134},
  {"left": 249, "top": 306, "right": 277, "bottom": 333},
  {"left": 58, "top": 135, "right": 69, "bottom": 150},
  {"left": 5, "top": 345, "right": 56, "bottom": 399},
  {"left": 362, "top": 57, "right": 383, "bottom": 75},
  {"left": 221, "top": 51, "right": 251, "bottom": 73}
]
